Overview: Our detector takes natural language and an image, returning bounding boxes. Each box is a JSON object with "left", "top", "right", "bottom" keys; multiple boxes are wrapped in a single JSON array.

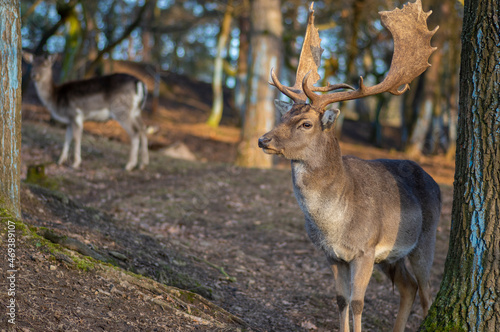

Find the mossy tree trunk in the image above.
[
  {"left": 235, "top": 0, "right": 282, "bottom": 168},
  {"left": 420, "top": 0, "right": 500, "bottom": 330},
  {"left": 0, "top": 0, "right": 22, "bottom": 219}
]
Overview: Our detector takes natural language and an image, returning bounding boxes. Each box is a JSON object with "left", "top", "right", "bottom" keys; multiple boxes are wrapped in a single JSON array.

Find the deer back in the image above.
[{"left": 55, "top": 74, "right": 146, "bottom": 120}]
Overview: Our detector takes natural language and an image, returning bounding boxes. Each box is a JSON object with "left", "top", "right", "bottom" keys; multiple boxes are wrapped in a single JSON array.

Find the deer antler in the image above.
[
  {"left": 269, "top": 3, "right": 354, "bottom": 103},
  {"left": 302, "top": 0, "right": 438, "bottom": 111}
]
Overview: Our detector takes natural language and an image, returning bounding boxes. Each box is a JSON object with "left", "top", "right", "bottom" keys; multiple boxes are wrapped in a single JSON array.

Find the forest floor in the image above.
[{"left": 1, "top": 79, "right": 455, "bottom": 331}]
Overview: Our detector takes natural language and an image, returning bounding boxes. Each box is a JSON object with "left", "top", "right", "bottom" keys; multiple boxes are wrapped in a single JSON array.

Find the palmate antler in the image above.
[
  {"left": 270, "top": 3, "right": 354, "bottom": 103},
  {"left": 272, "top": 0, "right": 438, "bottom": 111}
]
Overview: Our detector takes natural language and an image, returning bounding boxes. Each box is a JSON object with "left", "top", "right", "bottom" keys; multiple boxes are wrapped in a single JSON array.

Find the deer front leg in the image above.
[
  {"left": 350, "top": 253, "right": 376, "bottom": 332},
  {"left": 332, "top": 262, "right": 352, "bottom": 332},
  {"left": 58, "top": 125, "right": 73, "bottom": 165},
  {"left": 133, "top": 116, "right": 149, "bottom": 169},
  {"left": 139, "top": 130, "right": 149, "bottom": 170},
  {"left": 71, "top": 115, "right": 83, "bottom": 169},
  {"left": 126, "top": 134, "right": 140, "bottom": 171},
  {"left": 117, "top": 119, "right": 140, "bottom": 171}
]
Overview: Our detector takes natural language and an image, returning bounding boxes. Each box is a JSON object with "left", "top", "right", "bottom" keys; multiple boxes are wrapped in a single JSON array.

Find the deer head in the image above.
[
  {"left": 259, "top": 0, "right": 438, "bottom": 161},
  {"left": 23, "top": 52, "right": 57, "bottom": 83}
]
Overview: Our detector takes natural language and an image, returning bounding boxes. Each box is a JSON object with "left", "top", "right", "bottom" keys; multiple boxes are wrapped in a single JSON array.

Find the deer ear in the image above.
[
  {"left": 274, "top": 100, "right": 294, "bottom": 116},
  {"left": 22, "top": 51, "right": 33, "bottom": 64},
  {"left": 321, "top": 109, "right": 340, "bottom": 130},
  {"left": 47, "top": 54, "right": 58, "bottom": 63}
]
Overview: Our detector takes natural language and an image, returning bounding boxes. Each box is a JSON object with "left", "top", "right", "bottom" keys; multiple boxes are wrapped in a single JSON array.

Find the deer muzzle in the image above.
[
  {"left": 31, "top": 72, "right": 41, "bottom": 81},
  {"left": 258, "top": 134, "right": 279, "bottom": 155}
]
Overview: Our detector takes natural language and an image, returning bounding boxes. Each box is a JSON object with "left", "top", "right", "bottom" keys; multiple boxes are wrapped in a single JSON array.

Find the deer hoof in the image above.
[{"left": 125, "top": 163, "right": 135, "bottom": 172}]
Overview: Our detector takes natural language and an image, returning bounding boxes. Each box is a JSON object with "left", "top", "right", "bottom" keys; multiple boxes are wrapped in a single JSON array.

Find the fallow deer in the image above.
[
  {"left": 23, "top": 52, "right": 149, "bottom": 171},
  {"left": 258, "top": 1, "right": 440, "bottom": 331}
]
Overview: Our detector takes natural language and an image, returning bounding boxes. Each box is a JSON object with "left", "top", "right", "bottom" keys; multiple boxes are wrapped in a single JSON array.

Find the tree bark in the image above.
[
  {"left": 420, "top": 0, "right": 500, "bottom": 330},
  {"left": 235, "top": 0, "right": 282, "bottom": 168},
  {"left": 0, "top": 0, "right": 22, "bottom": 219}
]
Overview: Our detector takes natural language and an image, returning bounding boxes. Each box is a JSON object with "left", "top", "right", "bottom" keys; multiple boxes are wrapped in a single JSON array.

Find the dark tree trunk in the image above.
[
  {"left": 420, "top": 0, "right": 500, "bottom": 330},
  {"left": 0, "top": 0, "right": 22, "bottom": 219}
]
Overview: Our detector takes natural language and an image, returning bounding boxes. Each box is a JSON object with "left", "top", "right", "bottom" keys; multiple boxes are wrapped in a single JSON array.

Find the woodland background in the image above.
[{"left": 20, "top": 0, "right": 463, "bottom": 164}]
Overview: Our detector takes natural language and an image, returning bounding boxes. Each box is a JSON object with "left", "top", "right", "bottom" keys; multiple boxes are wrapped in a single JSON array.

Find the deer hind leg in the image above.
[
  {"left": 116, "top": 119, "right": 140, "bottom": 171},
  {"left": 132, "top": 115, "right": 149, "bottom": 169},
  {"left": 71, "top": 114, "right": 84, "bottom": 169},
  {"left": 408, "top": 233, "right": 436, "bottom": 316},
  {"left": 379, "top": 260, "right": 418, "bottom": 332},
  {"left": 58, "top": 125, "right": 73, "bottom": 165},
  {"left": 332, "top": 262, "right": 351, "bottom": 332}
]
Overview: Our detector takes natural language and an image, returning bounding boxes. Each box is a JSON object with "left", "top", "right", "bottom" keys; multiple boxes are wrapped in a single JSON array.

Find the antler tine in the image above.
[
  {"left": 270, "top": 68, "right": 307, "bottom": 103},
  {"left": 303, "top": 0, "right": 438, "bottom": 110},
  {"left": 303, "top": 72, "right": 360, "bottom": 111},
  {"left": 312, "top": 82, "right": 356, "bottom": 92},
  {"left": 302, "top": 72, "right": 321, "bottom": 106}
]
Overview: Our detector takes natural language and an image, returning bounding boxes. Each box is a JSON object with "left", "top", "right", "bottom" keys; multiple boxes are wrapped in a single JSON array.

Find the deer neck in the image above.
[
  {"left": 33, "top": 72, "right": 58, "bottom": 114},
  {"left": 291, "top": 133, "right": 346, "bottom": 187},
  {"left": 290, "top": 133, "right": 351, "bottom": 225}
]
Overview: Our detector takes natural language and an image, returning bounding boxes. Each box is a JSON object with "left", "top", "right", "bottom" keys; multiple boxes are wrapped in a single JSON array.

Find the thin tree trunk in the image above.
[
  {"left": 34, "top": 0, "right": 78, "bottom": 55},
  {"left": 21, "top": 0, "right": 43, "bottom": 21},
  {"left": 0, "top": 0, "right": 22, "bottom": 219},
  {"left": 234, "top": 0, "right": 250, "bottom": 124},
  {"left": 207, "top": 0, "right": 234, "bottom": 128},
  {"left": 400, "top": 75, "right": 424, "bottom": 150},
  {"left": 60, "top": 9, "right": 83, "bottom": 82},
  {"left": 406, "top": 43, "right": 443, "bottom": 157},
  {"left": 420, "top": 0, "right": 500, "bottom": 329},
  {"left": 405, "top": 2, "right": 443, "bottom": 157},
  {"left": 445, "top": 98, "right": 458, "bottom": 160},
  {"left": 370, "top": 95, "right": 388, "bottom": 147},
  {"left": 141, "top": 0, "right": 157, "bottom": 63},
  {"left": 445, "top": 0, "right": 461, "bottom": 161},
  {"left": 235, "top": 0, "right": 282, "bottom": 168},
  {"left": 345, "top": 0, "right": 369, "bottom": 123},
  {"left": 85, "top": 0, "right": 150, "bottom": 76},
  {"left": 406, "top": 94, "right": 433, "bottom": 157}
]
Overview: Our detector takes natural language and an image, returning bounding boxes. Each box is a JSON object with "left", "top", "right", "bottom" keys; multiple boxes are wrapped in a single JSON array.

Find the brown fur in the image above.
[
  {"left": 259, "top": 103, "right": 441, "bottom": 332},
  {"left": 23, "top": 52, "right": 149, "bottom": 171}
]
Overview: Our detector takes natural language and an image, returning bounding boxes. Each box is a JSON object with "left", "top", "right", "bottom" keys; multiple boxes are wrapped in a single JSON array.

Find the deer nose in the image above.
[{"left": 258, "top": 136, "right": 272, "bottom": 148}]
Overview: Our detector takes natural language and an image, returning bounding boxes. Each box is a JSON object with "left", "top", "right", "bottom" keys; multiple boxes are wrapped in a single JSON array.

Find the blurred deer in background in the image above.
[
  {"left": 258, "top": 1, "right": 440, "bottom": 331},
  {"left": 23, "top": 52, "right": 149, "bottom": 171}
]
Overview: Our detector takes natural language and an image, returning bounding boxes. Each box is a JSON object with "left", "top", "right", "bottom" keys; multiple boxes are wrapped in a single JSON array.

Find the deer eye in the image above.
[{"left": 301, "top": 122, "right": 313, "bottom": 129}]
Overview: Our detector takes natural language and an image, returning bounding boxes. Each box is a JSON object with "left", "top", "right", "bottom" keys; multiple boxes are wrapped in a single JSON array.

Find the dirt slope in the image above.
[{"left": 2, "top": 105, "right": 455, "bottom": 331}]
